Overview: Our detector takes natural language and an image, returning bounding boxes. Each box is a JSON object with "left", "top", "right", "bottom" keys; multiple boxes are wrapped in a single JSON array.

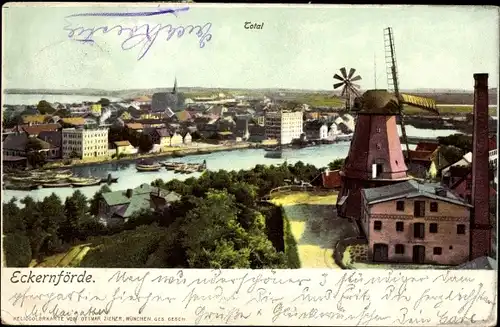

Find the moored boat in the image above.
[
  {"left": 71, "top": 178, "right": 102, "bottom": 187},
  {"left": 42, "top": 181, "right": 72, "bottom": 188},
  {"left": 136, "top": 159, "right": 162, "bottom": 172}
]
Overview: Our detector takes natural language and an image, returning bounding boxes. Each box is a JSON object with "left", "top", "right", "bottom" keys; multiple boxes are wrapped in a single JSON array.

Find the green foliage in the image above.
[
  {"left": 437, "top": 133, "right": 473, "bottom": 152},
  {"left": 138, "top": 133, "right": 154, "bottom": 153},
  {"left": 4, "top": 233, "right": 32, "bottom": 267},
  {"left": 26, "top": 138, "right": 47, "bottom": 168},
  {"left": 37, "top": 100, "right": 56, "bottom": 115},
  {"left": 328, "top": 158, "right": 345, "bottom": 171},
  {"left": 79, "top": 225, "right": 166, "bottom": 268},
  {"left": 282, "top": 206, "right": 301, "bottom": 268},
  {"left": 97, "top": 98, "right": 111, "bottom": 107},
  {"left": 439, "top": 145, "right": 465, "bottom": 165}
]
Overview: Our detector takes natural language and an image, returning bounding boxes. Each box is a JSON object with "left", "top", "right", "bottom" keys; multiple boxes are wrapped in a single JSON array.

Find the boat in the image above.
[
  {"left": 42, "top": 181, "right": 72, "bottom": 188},
  {"left": 32, "top": 178, "right": 60, "bottom": 184},
  {"left": 136, "top": 159, "right": 162, "bottom": 172},
  {"left": 71, "top": 178, "right": 102, "bottom": 187},
  {"left": 163, "top": 162, "right": 182, "bottom": 170},
  {"left": 264, "top": 146, "right": 283, "bottom": 159},
  {"left": 5, "top": 183, "right": 38, "bottom": 191},
  {"left": 172, "top": 151, "right": 186, "bottom": 158},
  {"left": 54, "top": 172, "right": 73, "bottom": 179}
]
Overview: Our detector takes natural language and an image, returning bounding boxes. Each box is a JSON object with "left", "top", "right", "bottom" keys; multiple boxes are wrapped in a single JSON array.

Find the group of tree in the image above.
[
  {"left": 3, "top": 189, "right": 110, "bottom": 267},
  {"left": 108, "top": 125, "right": 154, "bottom": 153},
  {"left": 3, "top": 161, "right": 328, "bottom": 268}
]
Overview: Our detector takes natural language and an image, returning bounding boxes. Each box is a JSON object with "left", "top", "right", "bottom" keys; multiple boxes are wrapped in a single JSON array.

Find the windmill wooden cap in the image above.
[{"left": 354, "top": 90, "right": 400, "bottom": 115}]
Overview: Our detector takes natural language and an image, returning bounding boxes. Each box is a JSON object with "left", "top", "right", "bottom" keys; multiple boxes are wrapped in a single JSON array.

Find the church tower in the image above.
[{"left": 172, "top": 77, "right": 178, "bottom": 94}]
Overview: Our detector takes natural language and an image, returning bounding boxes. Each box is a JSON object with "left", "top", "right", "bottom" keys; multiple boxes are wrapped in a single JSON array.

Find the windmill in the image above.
[
  {"left": 335, "top": 28, "right": 439, "bottom": 222},
  {"left": 333, "top": 67, "right": 362, "bottom": 111}
]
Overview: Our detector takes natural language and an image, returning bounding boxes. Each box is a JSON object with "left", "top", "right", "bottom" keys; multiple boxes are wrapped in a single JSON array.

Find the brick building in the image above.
[{"left": 361, "top": 180, "right": 472, "bottom": 265}]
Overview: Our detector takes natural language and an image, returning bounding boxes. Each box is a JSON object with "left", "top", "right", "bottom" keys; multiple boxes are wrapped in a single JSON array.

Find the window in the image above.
[
  {"left": 414, "top": 223, "right": 425, "bottom": 238},
  {"left": 430, "top": 202, "right": 438, "bottom": 212},
  {"left": 466, "top": 195, "right": 472, "bottom": 203},
  {"left": 396, "top": 201, "right": 405, "bottom": 211},
  {"left": 395, "top": 244, "right": 405, "bottom": 254},
  {"left": 376, "top": 164, "right": 383, "bottom": 177},
  {"left": 433, "top": 247, "right": 442, "bottom": 255},
  {"left": 396, "top": 221, "right": 404, "bottom": 232},
  {"left": 466, "top": 181, "right": 472, "bottom": 190},
  {"left": 457, "top": 224, "right": 466, "bottom": 234},
  {"left": 449, "top": 246, "right": 453, "bottom": 250},
  {"left": 374, "top": 221, "right": 382, "bottom": 231},
  {"left": 414, "top": 201, "right": 426, "bottom": 217},
  {"left": 429, "top": 223, "right": 438, "bottom": 233}
]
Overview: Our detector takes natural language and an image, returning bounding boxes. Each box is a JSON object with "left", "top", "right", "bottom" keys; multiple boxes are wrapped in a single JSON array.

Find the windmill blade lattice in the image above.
[{"left": 333, "top": 67, "right": 362, "bottom": 110}]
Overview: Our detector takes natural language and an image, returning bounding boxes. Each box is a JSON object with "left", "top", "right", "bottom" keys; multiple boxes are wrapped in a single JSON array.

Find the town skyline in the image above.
[{"left": 2, "top": 4, "right": 498, "bottom": 91}]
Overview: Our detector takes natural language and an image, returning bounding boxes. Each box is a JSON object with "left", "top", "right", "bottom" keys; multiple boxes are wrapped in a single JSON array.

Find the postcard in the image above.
[{"left": 1, "top": 2, "right": 498, "bottom": 326}]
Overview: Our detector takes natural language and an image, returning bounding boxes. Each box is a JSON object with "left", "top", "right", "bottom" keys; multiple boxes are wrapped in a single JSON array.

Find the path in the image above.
[{"left": 272, "top": 191, "right": 357, "bottom": 268}]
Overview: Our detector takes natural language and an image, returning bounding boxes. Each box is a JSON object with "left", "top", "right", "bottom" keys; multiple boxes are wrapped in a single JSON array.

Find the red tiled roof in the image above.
[
  {"left": 408, "top": 150, "right": 434, "bottom": 161},
  {"left": 322, "top": 170, "right": 341, "bottom": 189},
  {"left": 415, "top": 142, "right": 439, "bottom": 152},
  {"left": 21, "top": 123, "right": 61, "bottom": 136}
]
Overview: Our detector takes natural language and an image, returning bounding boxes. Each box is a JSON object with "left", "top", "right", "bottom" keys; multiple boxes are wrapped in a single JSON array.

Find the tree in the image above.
[
  {"left": 4, "top": 233, "right": 32, "bottom": 267},
  {"left": 26, "top": 138, "right": 47, "bottom": 168},
  {"left": 89, "top": 184, "right": 112, "bottom": 216},
  {"left": 61, "top": 190, "right": 89, "bottom": 242},
  {"left": 37, "top": 100, "right": 56, "bottom": 115},
  {"left": 69, "top": 150, "right": 80, "bottom": 159},
  {"left": 439, "top": 145, "right": 465, "bottom": 165},
  {"left": 328, "top": 158, "right": 345, "bottom": 171},
  {"left": 97, "top": 98, "right": 111, "bottom": 107},
  {"left": 437, "top": 134, "right": 472, "bottom": 153},
  {"left": 138, "top": 133, "right": 154, "bottom": 153}
]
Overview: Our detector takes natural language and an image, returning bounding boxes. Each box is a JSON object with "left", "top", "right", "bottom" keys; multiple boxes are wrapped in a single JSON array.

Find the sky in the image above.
[{"left": 2, "top": 4, "right": 499, "bottom": 91}]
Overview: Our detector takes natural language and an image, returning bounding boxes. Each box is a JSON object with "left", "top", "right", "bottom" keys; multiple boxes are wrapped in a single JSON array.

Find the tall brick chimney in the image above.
[{"left": 470, "top": 73, "right": 492, "bottom": 260}]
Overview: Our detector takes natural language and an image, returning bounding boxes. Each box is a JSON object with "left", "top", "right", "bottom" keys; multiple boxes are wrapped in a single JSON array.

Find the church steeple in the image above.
[{"left": 172, "top": 77, "right": 177, "bottom": 94}]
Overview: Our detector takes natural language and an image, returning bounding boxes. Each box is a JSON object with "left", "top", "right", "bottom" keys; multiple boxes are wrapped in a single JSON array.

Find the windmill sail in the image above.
[{"left": 399, "top": 94, "right": 439, "bottom": 114}]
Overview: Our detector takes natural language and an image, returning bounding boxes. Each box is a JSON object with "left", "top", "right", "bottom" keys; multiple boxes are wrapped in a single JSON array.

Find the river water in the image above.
[
  {"left": 3, "top": 129, "right": 456, "bottom": 204},
  {"left": 2, "top": 94, "right": 123, "bottom": 106}
]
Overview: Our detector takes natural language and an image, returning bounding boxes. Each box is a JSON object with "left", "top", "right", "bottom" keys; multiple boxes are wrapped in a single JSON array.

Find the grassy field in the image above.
[
  {"left": 30, "top": 225, "right": 165, "bottom": 268},
  {"left": 31, "top": 244, "right": 91, "bottom": 267},
  {"left": 294, "top": 94, "right": 345, "bottom": 107},
  {"left": 405, "top": 105, "right": 497, "bottom": 116},
  {"left": 272, "top": 191, "right": 357, "bottom": 268}
]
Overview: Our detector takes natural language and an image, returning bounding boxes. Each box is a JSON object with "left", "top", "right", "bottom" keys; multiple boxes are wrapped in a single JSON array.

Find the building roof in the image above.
[
  {"left": 156, "top": 128, "right": 171, "bottom": 137},
  {"left": 175, "top": 110, "right": 192, "bottom": 122},
  {"left": 102, "top": 183, "right": 180, "bottom": 218},
  {"left": 21, "top": 114, "right": 50, "bottom": 124},
  {"left": 126, "top": 123, "right": 144, "bottom": 130},
  {"left": 456, "top": 256, "right": 497, "bottom": 270},
  {"left": 407, "top": 150, "right": 434, "bottom": 161},
  {"left": 38, "top": 130, "right": 62, "bottom": 148},
  {"left": 415, "top": 142, "right": 439, "bottom": 152},
  {"left": 2, "top": 133, "right": 29, "bottom": 151},
  {"left": 354, "top": 90, "right": 401, "bottom": 115},
  {"left": 60, "top": 117, "right": 86, "bottom": 126},
  {"left": 22, "top": 123, "right": 61, "bottom": 136},
  {"left": 114, "top": 140, "right": 131, "bottom": 147},
  {"left": 362, "top": 179, "right": 472, "bottom": 207}
]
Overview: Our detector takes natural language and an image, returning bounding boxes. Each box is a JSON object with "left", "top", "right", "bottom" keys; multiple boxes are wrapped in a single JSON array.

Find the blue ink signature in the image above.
[{"left": 63, "top": 7, "right": 212, "bottom": 60}]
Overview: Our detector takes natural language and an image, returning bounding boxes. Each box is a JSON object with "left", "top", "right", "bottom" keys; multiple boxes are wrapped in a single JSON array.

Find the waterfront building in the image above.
[
  {"left": 361, "top": 180, "right": 472, "bottom": 265},
  {"left": 90, "top": 103, "right": 102, "bottom": 115},
  {"left": 61, "top": 127, "right": 109, "bottom": 159},
  {"left": 264, "top": 110, "right": 303, "bottom": 145},
  {"left": 304, "top": 120, "right": 328, "bottom": 141}
]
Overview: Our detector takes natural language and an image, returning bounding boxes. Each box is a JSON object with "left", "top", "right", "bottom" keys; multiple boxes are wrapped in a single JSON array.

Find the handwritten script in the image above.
[
  {"left": 63, "top": 7, "right": 212, "bottom": 60},
  {"left": 2, "top": 269, "right": 497, "bottom": 325}
]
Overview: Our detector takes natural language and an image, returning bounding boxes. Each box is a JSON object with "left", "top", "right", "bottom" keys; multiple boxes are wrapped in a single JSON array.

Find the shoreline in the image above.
[{"left": 44, "top": 142, "right": 261, "bottom": 169}]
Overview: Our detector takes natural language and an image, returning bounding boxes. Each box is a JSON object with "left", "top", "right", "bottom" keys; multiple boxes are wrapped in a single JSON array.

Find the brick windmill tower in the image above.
[{"left": 336, "top": 27, "right": 439, "bottom": 222}]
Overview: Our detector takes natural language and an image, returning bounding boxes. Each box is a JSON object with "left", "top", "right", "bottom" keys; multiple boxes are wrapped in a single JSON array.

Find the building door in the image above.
[
  {"left": 412, "top": 245, "right": 426, "bottom": 264},
  {"left": 372, "top": 243, "right": 388, "bottom": 262}
]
